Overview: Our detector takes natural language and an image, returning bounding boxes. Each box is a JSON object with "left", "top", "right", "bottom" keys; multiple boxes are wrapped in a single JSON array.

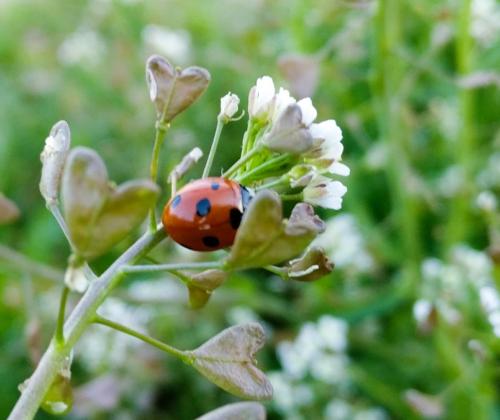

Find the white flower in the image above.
[
  {"left": 272, "top": 87, "right": 296, "bottom": 122},
  {"left": 309, "top": 119, "right": 344, "bottom": 160},
  {"left": 296, "top": 97, "right": 317, "bottom": 126},
  {"left": 303, "top": 175, "right": 347, "bottom": 210},
  {"left": 248, "top": 76, "right": 275, "bottom": 120},
  {"left": 219, "top": 92, "right": 240, "bottom": 121}
]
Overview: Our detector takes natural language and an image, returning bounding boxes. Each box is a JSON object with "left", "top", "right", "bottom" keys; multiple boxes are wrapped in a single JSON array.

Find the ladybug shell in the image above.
[{"left": 162, "top": 177, "right": 252, "bottom": 251}]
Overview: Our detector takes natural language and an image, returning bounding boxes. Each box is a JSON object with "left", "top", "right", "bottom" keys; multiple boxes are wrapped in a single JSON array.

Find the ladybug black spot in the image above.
[
  {"left": 229, "top": 208, "right": 243, "bottom": 230},
  {"left": 202, "top": 236, "right": 220, "bottom": 248},
  {"left": 196, "top": 198, "right": 211, "bottom": 217},
  {"left": 171, "top": 195, "right": 181, "bottom": 208},
  {"left": 211, "top": 182, "right": 220, "bottom": 190}
]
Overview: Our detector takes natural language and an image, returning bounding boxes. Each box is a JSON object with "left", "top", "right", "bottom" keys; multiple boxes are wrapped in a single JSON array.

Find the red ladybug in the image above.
[{"left": 162, "top": 177, "right": 253, "bottom": 251}]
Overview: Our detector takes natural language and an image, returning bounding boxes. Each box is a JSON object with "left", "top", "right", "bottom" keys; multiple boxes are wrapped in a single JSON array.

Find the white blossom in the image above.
[
  {"left": 296, "top": 97, "right": 317, "bottom": 126},
  {"left": 309, "top": 120, "right": 344, "bottom": 160},
  {"left": 272, "top": 87, "right": 296, "bottom": 122},
  {"left": 303, "top": 175, "right": 347, "bottom": 210},
  {"left": 219, "top": 92, "right": 240, "bottom": 121},
  {"left": 248, "top": 76, "right": 275, "bottom": 120}
]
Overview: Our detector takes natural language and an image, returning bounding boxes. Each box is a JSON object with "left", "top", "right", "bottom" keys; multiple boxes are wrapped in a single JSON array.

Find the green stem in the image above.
[
  {"left": 263, "top": 265, "right": 287, "bottom": 278},
  {"left": 240, "top": 118, "right": 253, "bottom": 156},
  {"left": 202, "top": 117, "right": 225, "bottom": 178},
  {"left": 93, "top": 315, "right": 188, "bottom": 362},
  {"left": 235, "top": 154, "right": 292, "bottom": 184},
  {"left": 55, "top": 287, "right": 70, "bottom": 345},
  {"left": 256, "top": 177, "right": 288, "bottom": 191},
  {"left": 123, "top": 261, "right": 222, "bottom": 274},
  {"left": 373, "top": 0, "right": 420, "bottom": 283},
  {"left": 149, "top": 122, "right": 170, "bottom": 231},
  {"left": 222, "top": 146, "right": 263, "bottom": 179},
  {"left": 445, "top": 0, "right": 474, "bottom": 248}
]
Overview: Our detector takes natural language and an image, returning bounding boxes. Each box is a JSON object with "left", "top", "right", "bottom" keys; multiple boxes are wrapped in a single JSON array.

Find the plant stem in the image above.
[
  {"left": 235, "top": 154, "right": 292, "bottom": 184},
  {"left": 123, "top": 261, "right": 222, "bottom": 274},
  {"left": 149, "top": 122, "right": 170, "bottom": 231},
  {"left": 93, "top": 315, "right": 188, "bottom": 362},
  {"left": 256, "top": 177, "right": 287, "bottom": 191},
  {"left": 445, "top": 0, "right": 474, "bottom": 248},
  {"left": 8, "top": 227, "right": 166, "bottom": 420},
  {"left": 222, "top": 146, "right": 263, "bottom": 179},
  {"left": 373, "top": 0, "right": 420, "bottom": 283},
  {"left": 202, "top": 117, "right": 225, "bottom": 178},
  {"left": 263, "top": 265, "right": 287, "bottom": 278},
  {"left": 47, "top": 204, "right": 73, "bottom": 249},
  {"left": 55, "top": 287, "right": 70, "bottom": 345}
]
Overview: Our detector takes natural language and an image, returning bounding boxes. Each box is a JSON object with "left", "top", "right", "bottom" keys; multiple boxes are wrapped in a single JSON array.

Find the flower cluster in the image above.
[
  {"left": 268, "top": 316, "right": 387, "bottom": 420},
  {"left": 228, "top": 75, "right": 349, "bottom": 210}
]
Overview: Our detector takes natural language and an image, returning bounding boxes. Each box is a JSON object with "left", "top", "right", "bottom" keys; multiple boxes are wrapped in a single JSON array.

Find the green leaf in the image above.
[
  {"left": 225, "top": 191, "right": 325, "bottom": 269},
  {"left": 188, "top": 323, "right": 273, "bottom": 401},
  {"left": 62, "top": 147, "right": 159, "bottom": 260},
  {"left": 0, "top": 193, "right": 20, "bottom": 224},
  {"left": 146, "top": 55, "right": 211, "bottom": 122},
  {"left": 196, "top": 402, "right": 266, "bottom": 420}
]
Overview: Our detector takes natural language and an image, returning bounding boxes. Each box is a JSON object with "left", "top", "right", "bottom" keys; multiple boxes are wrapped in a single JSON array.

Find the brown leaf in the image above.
[
  {"left": 62, "top": 147, "right": 159, "bottom": 260},
  {"left": 188, "top": 323, "right": 273, "bottom": 400},
  {"left": 146, "top": 55, "right": 211, "bottom": 122}
]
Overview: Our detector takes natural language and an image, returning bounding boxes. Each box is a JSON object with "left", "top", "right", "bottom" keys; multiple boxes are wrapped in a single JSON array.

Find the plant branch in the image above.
[
  {"left": 149, "top": 122, "right": 170, "bottom": 230},
  {"left": 222, "top": 146, "right": 263, "bottom": 179},
  {"left": 123, "top": 261, "right": 222, "bottom": 274},
  {"left": 202, "top": 117, "right": 225, "bottom": 178},
  {"left": 93, "top": 315, "right": 189, "bottom": 362},
  {"left": 8, "top": 226, "right": 167, "bottom": 420}
]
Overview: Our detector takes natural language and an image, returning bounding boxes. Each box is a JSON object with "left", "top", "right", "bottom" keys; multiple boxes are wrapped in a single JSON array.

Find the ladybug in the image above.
[{"left": 162, "top": 177, "right": 253, "bottom": 251}]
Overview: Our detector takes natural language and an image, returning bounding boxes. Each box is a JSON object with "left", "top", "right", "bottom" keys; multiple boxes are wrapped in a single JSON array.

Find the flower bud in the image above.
[
  {"left": 219, "top": 92, "right": 240, "bottom": 122},
  {"left": 40, "top": 121, "right": 71, "bottom": 206}
]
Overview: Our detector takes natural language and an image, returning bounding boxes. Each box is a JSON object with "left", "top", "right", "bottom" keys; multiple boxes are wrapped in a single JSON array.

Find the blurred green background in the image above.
[{"left": 0, "top": 0, "right": 499, "bottom": 419}]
